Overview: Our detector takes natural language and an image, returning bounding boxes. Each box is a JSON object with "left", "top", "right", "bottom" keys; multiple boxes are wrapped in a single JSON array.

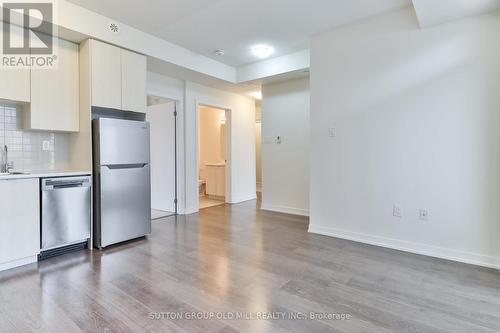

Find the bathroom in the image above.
[{"left": 198, "top": 106, "right": 227, "bottom": 209}]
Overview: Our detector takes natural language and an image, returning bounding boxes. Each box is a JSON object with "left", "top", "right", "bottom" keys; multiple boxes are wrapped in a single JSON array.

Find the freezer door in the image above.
[
  {"left": 99, "top": 164, "right": 151, "bottom": 247},
  {"left": 97, "top": 118, "right": 150, "bottom": 165}
]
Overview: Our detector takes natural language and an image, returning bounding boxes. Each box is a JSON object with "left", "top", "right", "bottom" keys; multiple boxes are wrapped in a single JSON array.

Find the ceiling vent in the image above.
[{"left": 109, "top": 22, "right": 120, "bottom": 34}]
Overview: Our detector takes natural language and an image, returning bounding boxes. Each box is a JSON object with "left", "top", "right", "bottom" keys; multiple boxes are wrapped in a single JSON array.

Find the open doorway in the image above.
[
  {"left": 147, "top": 95, "right": 177, "bottom": 219},
  {"left": 197, "top": 105, "right": 230, "bottom": 209}
]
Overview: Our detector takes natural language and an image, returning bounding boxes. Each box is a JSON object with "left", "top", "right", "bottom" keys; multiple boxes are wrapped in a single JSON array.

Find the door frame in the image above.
[{"left": 196, "top": 102, "right": 232, "bottom": 210}]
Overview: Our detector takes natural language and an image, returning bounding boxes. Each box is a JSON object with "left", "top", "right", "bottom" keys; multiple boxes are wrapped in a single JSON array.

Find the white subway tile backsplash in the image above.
[{"left": 0, "top": 104, "right": 70, "bottom": 171}]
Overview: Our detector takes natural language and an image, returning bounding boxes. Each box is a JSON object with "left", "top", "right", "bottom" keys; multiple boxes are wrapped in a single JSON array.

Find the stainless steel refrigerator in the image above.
[{"left": 92, "top": 118, "right": 151, "bottom": 249}]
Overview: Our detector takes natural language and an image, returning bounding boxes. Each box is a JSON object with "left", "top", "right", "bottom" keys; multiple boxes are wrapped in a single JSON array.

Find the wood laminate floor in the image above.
[
  {"left": 151, "top": 209, "right": 175, "bottom": 220},
  {"left": 1, "top": 199, "right": 500, "bottom": 332},
  {"left": 199, "top": 196, "right": 225, "bottom": 209}
]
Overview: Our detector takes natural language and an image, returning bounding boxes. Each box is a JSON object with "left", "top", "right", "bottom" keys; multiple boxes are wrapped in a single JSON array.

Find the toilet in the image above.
[{"left": 199, "top": 179, "right": 206, "bottom": 196}]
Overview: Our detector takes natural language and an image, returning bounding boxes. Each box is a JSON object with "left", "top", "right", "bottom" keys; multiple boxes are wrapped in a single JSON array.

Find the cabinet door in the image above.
[
  {"left": 215, "top": 167, "right": 226, "bottom": 197},
  {"left": 205, "top": 167, "right": 216, "bottom": 196},
  {"left": 29, "top": 39, "right": 79, "bottom": 131},
  {"left": 0, "top": 27, "right": 30, "bottom": 102},
  {"left": 121, "top": 49, "right": 146, "bottom": 113},
  {"left": 0, "top": 179, "right": 40, "bottom": 265},
  {"left": 91, "top": 39, "right": 121, "bottom": 109}
]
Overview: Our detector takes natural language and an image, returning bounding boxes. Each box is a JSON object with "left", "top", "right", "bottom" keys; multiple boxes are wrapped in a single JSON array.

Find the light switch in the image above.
[
  {"left": 328, "top": 127, "right": 336, "bottom": 138},
  {"left": 42, "top": 140, "right": 50, "bottom": 151},
  {"left": 393, "top": 205, "right": 402, "bottom": 218}
]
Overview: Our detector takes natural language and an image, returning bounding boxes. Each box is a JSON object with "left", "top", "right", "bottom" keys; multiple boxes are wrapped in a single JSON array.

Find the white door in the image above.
[{"left": 146, "top": 101, "right": 176, "bottom": 213}]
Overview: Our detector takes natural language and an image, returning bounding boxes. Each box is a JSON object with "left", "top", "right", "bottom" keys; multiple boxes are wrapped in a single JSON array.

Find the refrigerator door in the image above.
[
  {"left": 97, "top": 118, "right": 150, "bottom": 166},
  {"left": 99, "top": 164, "right": 151, "bottom": 248}
]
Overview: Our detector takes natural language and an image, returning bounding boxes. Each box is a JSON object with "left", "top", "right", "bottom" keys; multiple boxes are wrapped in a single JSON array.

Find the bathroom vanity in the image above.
[{"left": 205, "top": 163, "right": 226, "bottom": 199}]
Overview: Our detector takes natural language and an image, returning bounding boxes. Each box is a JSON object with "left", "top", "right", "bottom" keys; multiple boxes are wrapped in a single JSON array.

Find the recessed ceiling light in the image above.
[{"left": 250, "top": 44, "right": 274, "bottom": 59}]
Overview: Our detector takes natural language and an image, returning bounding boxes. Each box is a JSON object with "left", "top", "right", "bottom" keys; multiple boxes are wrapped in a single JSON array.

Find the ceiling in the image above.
[
  {"left": 66, "top": 0, "right": 411, "bottom": 67},
  {"left": 413, "top": 0, "right": 500, "bottom": 27}
]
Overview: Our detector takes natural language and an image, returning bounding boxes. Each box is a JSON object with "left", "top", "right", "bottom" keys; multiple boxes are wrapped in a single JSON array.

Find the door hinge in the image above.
[
  {"left": 174, "top": 198, "right": 178, "bottom": 204},
  {"left": 173, "top": 110, "right": 177, "bottom": 117}
]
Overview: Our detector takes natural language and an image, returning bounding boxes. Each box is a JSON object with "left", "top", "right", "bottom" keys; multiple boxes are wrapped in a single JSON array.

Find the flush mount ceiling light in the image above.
[
  {"left": 250, "top": 44, "right": 274, "bottom": 59},
  {"left": 214, "top": 49, "right": 225, "bottom": 56}
]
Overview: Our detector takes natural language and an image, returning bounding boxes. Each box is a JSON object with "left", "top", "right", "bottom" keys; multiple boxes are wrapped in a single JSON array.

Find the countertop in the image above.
[
  {"left": 0, "top": 170, "right": 92, "bottom": 180},
  {"left": 205, "top": 163, "right": 226, "bottom": 167}
]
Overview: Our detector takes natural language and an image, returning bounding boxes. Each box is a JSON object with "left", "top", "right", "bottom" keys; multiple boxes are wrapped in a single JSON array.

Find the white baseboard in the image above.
[
  {"left": 229, "top": 193, "right": 257, "bottom": 204},
  {"left": 0, "top": 255, "right": 38, "bottom": 272},
  {"left": 308, "top": 224, "right": 500, "bottom": 270},
  {"left": 184, "top": 206, "right": 199, "bottom": 215},
  {"left": 261, "top": 204, "right": 309, "bottom": 217}
]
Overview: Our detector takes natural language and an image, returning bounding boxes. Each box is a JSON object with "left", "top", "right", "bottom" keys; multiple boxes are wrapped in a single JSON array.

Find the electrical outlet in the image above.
[
  {"left": 42, "top": 140, "right": 50, "bottom": 151},
  {"left": 419, "top": 210, "right": 429, "bottom": 221},
  {"left": 393, "top": 205, "right": 402, "bottom": 218}
]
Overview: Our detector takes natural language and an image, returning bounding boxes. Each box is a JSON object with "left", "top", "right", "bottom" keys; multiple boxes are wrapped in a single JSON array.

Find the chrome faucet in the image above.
[
  {"left": 1, "top": 145, "right": 13, "bottom": 173},
  {"left": 0, "top": 145, "right": 6, "bottom": 173}
]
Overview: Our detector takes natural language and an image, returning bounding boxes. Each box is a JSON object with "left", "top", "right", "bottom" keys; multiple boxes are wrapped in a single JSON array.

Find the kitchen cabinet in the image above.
[
  {"left": 0, "top": 28, "right": 30, "bottom": 102},
  {"left": 70, "top": 39, "right": 147, "bottom": 172},
  {"left": 91, "top": 39, "right": 122, "bottom": 110},
  {"left": 0, "top": 178, "right": 40, "bottom": 271},
  {"left": 89, "top": 39, "right": 146, "bottom": 113},
  {"left": 27, "top": 38, "right": 79, "bottom": 132},
  {"left": 121, "top": 49, "right": 147, "bottom": 113},
  {"left": 205, "top": 164, "right": 226, "bottom": 198}
]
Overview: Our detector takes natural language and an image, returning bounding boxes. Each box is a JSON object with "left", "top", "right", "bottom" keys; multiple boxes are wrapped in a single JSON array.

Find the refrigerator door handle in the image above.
[{"left": 104, "top": 163, "right": 148, "bottom": 170}]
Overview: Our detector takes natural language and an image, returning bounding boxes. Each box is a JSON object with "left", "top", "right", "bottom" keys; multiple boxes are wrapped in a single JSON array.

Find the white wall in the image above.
[
  {"left": 185, "top": 81, "right": 256, "bottom": 213},
  {"left": 146, "top": 72, "right": 186, "bottom": 214},
  {"left": 147, "top": 74, "right": 256, "bottom": 214},
  {"left": 146, "top": 101, "right": 176, "bottom": 213},
  {"left": 261, "top": 78, "right": 310, "bottom": 216},
  {"left": 309, "top": 8, "right": 500, "bottom": 268}
]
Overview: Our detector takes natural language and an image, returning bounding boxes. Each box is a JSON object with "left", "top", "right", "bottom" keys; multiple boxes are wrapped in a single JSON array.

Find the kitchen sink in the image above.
[{"left": 0, "top": 171, "right": 29, "bottom": 175}]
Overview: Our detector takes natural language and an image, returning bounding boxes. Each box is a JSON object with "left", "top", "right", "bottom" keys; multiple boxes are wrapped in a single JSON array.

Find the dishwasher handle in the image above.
[
  {"left": 42, "top": 177, "right": 91, "bottom": 191},
  {"left": 53, "top": 182, "right": 85, "bottom": 189}
]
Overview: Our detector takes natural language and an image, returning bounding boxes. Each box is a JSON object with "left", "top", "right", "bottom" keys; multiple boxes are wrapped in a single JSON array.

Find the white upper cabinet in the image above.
[
  {"left": 121, "top": 49, "right": 147, "bottom": 113},
  {"left": 0, "top": 27, "right": 30, "bottom": 102},
  {"left": 28, "top": 38, "right": 79, "bottom": 132},
  {"left": 89, "top": 39, "right": 146, "bottom": 113},
  {"left": 91, "top": 39, "right": 122, "bottom": 110}
]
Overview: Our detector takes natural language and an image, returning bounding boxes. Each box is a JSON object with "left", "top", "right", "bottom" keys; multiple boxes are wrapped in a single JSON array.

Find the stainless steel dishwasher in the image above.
[{"left": 40, "top": 176, "right": 91, "bottom": 259}]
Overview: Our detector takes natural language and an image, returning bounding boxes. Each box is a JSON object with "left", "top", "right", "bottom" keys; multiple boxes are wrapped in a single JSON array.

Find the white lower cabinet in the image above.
[
  {"left": 0, "top": 178, "right": 40, "bottom": 271},
  {"left": 205, "top": 165, "right": 226, "bottom": 198}
]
